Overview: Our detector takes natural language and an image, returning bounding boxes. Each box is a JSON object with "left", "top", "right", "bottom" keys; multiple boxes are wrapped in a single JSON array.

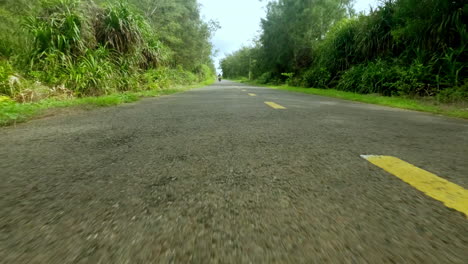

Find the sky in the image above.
[{"left": 198, "top": 0, "right": 381, "bottom": 71}]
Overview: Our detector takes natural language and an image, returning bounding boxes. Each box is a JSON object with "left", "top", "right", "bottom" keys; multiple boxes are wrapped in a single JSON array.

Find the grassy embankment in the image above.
[
  {"left": 0, "top": 79, "right": 214, "bottom": 126},
  {"left": 235, "top": 79, "right": 468, "bottom": 119}
]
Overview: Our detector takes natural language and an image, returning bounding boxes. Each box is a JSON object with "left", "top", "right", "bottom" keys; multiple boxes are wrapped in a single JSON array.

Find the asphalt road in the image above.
[{"left": 1, "top": 80, "right": 468, "bottom": 263}]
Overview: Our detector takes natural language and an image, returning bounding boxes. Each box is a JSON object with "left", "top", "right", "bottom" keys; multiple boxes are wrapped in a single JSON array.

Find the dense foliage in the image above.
[
  {"left": 221, "top": 0, "right": 467, "bottom": 101},
  {"left": 0, "top": 0, "right": 216, "bottom": 101}
]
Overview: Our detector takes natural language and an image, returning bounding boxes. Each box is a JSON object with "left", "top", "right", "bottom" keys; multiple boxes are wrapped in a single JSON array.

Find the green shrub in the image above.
[
  {"left": 24, "top": 0, "right": 90, "bottom": 88},
  {"left": 281, "top": 72, "right": 294, "bottom": 86},
  {"left": 140, "top": 36, "right": 171, "bottom": 69},
  {"left": 1, "top": 0, "right": 217, "bottom": 101},
  {"left": 25, "top": 0, "right": 90, "bottom": 58},
  {"left": 257, "top": 72, "right": 272, "bottom": 84},
  {"left": 301, "top": 67, "right": 331, "bottom": 88},
  {"left": 315, "top": 18, "right": 360, "bottom": 74},
  {"left": 143, "top": 67, "right": 199, "bottom": 90},
  {"left": 94, "top": 1, "right": 144, "bottom": 54},
  {"left": 28, "top": 51, "right": 71, "bottom": 85},
  {"left": 0, "top": 60, "right": 16, "bottom": 96},
  {"left": 257, "top": 72, "right": 281, "bottom": 84},
  {"left": 64, "top": 47, "right": 115, "bottom": 95},
  {"left": 337, "top": 60, "right": 400, "bottom": 95},
  {"left": 440, "top": 47, "right": 466, "bottom": 88},
  {"left": 393, "top": 61, "right": 432, "bottom": 96},
  {"left": 0, "top": 8, "right": 29, "bottom": 58},
  {"left": 194, "top": 64, "right": 214, "bottom": 82},
  {"left": 336, "top": 59, "right": 438, "bottom": 96},
  {"left": 437, "top": 83, "right": 468, "bottom": 103}
]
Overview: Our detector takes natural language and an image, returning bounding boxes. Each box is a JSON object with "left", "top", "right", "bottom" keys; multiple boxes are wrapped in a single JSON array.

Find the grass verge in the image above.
[
  {"left": 235, "top": 80, "right": 468, "bottom": 119},
  {"left": 0, "top": 80, "right": 213, "bottom": 127}
]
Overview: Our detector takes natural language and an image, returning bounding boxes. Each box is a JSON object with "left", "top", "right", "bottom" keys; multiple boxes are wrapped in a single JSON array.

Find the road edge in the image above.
[
  {"left": 0, "top": 80, "right": 214, "bottom": 127},
  {"left": 231, "top": 80, "right": 468, "bottom": 120}
]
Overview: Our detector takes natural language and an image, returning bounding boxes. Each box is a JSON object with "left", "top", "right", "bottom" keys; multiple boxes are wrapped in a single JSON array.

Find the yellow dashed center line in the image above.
[
  {"left": 241, "top": 89, "right": 247, "bottom": 92},
  {"left": 265, "top": 101, "right": 287, "bottom": 109},
  {"left": 362, "top": 155, "right": 468, "bottom": 218},
  {"left": 248, "top": 93, "right": 257, "bottom": 96}
]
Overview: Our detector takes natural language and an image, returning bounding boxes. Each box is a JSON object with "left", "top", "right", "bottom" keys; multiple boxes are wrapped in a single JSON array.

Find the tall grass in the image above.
[
  {"left": 0, "top": 0, "right": 215, "bottom": 100},
  {"left": 94, "top": 1, "right": 144, "bottom": 54},
  {"left": 25, "top": 0, "right": 89, "bottom": 58}
]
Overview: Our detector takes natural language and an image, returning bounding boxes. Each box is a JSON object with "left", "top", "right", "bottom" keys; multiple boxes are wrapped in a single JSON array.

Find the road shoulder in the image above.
[{"left": 232, "top": 80, "right": 468, "bottom": 120}]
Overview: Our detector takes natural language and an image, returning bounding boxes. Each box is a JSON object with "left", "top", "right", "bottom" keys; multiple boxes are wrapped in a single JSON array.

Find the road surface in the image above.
[{"left": 1, "top": 80, "right": 468, "bottom": 263}]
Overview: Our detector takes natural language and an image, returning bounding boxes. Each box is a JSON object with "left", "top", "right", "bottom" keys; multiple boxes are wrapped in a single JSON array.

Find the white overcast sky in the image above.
[{"left": 198, "top": 0, "right": 381, "bottom": 70}]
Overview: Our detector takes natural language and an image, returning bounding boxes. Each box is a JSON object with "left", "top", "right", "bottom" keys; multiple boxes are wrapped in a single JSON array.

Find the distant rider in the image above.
[{"left": 218, "top": 74, "right": 222, "bottom": 82}]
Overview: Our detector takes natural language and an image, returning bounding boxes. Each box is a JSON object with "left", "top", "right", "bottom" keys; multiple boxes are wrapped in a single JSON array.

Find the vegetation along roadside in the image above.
[
  {"left": 0, "top": 0, "right": 218, "bottom": 126},
  {"left": 235, "top": 79, "right": 468, "bottom": 119},
  {"left": 223, "top": 0, "right": 467, "bottom": 118},
  {"left": 0, "top": 81, "right": 213, "bottom": 126}
]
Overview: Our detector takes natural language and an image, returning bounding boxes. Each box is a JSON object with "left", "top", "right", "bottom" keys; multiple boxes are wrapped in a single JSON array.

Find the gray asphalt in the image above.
[{"left": 1, "top": 80, "right": 468, "bottom": 263}]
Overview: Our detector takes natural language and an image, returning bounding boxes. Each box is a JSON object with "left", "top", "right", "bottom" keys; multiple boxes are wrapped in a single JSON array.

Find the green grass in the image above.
[
  {"left": 235, "top": 81, "right": 468, "bottom": 119},
  {"left": 0, "top": 80, "right": 213, "bottom": 126},
  {"left": 0, "top": 93, "right": 139, "bottom": 126}
]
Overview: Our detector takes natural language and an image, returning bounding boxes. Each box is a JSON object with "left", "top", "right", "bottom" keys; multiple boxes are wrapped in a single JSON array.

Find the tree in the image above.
[{"left": 259, "top": 0, "right": 351, "bottom": 75}]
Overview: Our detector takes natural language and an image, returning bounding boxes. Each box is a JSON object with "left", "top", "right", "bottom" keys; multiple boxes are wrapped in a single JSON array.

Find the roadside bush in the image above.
[
  {"left": 24, "top": 0, "right": 91, "bottom": 88},
  {"left": 437, "top": 83, "right": 468, "bottom": 103},
  {"left": 140, "top": 36, "right": 171, "bottom": 69},
  {"left": 0, "top": 60, "right": 24, "bottom": 97},
  {"left": 0, "top": 8, "right": 28, "bottom": 58},
  {"left": 64, "top": 47, "right": 115, "bottom": 95},
  {"left": 257, "top": 71, "right": 281, "bottom": 85},
  {"left": 94, "top": 1, "right": 144, "bottom": 54},
  {"left": 287, "top": 77, "right": 303, "bottom": 87},
  {"left": 257, "top": 72, "right": 272, "bottom": 84},
  {"left": 25, "top": 0, "right": 90, "bottom": 58},
  {"left": 281, "top": 72, "right": 295, "bottom": 86},
  {"left": 0, "top": 60, "right": 14, "bottom": 95},
  {"left": 336, "top": 59, "right": 438, "bottom": 96},
  {"left": 301, "top": 67, "right": 331, "bottom": 88},
  {"left": 393, "top": 61, "right": 432, "bottom": 96},
  {"left": 194, "top": 64, "right": 214, "bottom": 82},
  {"left": 0, "top": 0, "right": 216, "bottom": 105},
  {"left": 143, "top": 67, "right": 199, "bottom": 90},
  {"left": 28, "top": 51, "right": 71, "bottom": 85},
  {"left": 337, "top": 60, "right": 400, "bottom": 95},
  {"left": 439, "top": 47, "right": 466, "bottom": 88},
  {"left": 315, "top": 18, "right": 361, "bottom": 75}
]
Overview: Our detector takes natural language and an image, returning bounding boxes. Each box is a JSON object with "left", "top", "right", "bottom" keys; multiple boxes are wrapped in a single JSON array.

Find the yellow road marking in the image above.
[
  {"left": 265, "top": 101, "right": 287, "bottom": 109},
  {"left": 241, "top": 89, "right": 247, "bottom": 92},
  {"left": 361, "top": 155, "right": 468, "bottom": 218},
  {"left": 248, "top": 93, "right": 257, "bottom": 96}
]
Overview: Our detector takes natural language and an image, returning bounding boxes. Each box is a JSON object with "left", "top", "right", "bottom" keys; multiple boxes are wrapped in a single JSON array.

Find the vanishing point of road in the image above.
[{"left": 1, "top": 80, "right": 468, "bottom": 263}]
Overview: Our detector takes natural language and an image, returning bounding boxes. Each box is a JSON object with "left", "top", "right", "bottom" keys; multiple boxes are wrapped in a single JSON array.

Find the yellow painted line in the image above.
[
  {"left": 361, "top": 155, "right": 468, "bottom": 218},
  {"left": 241, "top": 89, "right": 247, "bottom": 92},
  {"left": 265, "top": 101, "right": 287, "bottom": 109},
  {"left": 248, "top": 93, "right": 257, "bottom": 96}
]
